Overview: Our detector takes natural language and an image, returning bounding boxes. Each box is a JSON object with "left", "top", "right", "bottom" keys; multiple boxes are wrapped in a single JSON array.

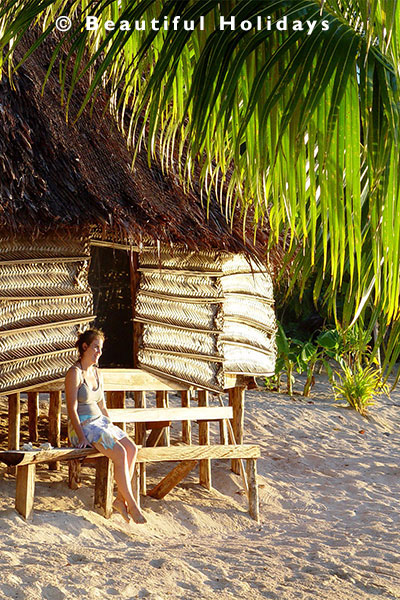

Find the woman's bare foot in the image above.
[
  {"left": 113, "top": 498, "right": 130, "bottom": 523},
  {"left": 127, "top": 504, "right": 147, "bottom": 524}
]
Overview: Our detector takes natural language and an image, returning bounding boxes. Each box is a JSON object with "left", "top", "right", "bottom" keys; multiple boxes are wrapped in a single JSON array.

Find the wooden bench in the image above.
[{"left": 0, "top": 444, "right": 260, "bottom": 521}]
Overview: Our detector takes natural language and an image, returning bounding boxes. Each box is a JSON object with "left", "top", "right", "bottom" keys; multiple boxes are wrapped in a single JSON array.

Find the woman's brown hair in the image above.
[{"left": 75, "top": 328, "right": 105, "bottom": 358}]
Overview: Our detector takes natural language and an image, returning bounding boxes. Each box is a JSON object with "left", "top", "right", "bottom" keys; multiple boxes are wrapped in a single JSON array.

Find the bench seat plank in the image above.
[{"left": 0, "top": 444, "right": 260, "bottom": 467}]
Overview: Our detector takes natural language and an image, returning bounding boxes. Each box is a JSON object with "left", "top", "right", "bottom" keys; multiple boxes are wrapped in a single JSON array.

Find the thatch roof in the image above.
[{"left": 0, "top": 32, "right": 266, "bottom": 257}]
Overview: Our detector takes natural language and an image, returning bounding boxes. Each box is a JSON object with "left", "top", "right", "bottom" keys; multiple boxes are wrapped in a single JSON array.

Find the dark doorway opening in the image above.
[{"left": 89, "top": 246, "right": 133, "bottom": 368}]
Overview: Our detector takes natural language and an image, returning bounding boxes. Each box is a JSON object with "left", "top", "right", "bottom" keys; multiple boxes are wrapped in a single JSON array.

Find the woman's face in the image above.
[{"left": 82, "top": 337, "right": 103, "bottom": 365}]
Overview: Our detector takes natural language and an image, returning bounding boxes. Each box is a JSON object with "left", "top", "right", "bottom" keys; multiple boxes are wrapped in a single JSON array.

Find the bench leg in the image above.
[
  {"left": 68, "top": 459, "right": 82, "bottom": 490},
  {"left": 246, "top": 459, "right": 260, "bottom": 522},
  {"left": 15, "top": 464, "right": 36, "bottom": 520},
  {"left": 94, "top": 457, "right": 114, "bottom": 518}
]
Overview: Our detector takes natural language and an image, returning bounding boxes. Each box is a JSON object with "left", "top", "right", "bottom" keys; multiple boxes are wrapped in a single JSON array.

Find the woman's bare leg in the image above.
[
  {"left": 92, "top": 440, "right": 146, "bottom": 523},
  {"left": 114, "top": 437, "right": 138, "bottom": 513}
]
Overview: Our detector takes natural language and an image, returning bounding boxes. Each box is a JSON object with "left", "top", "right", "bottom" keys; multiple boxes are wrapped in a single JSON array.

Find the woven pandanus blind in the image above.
[
  {"left": 136, "top": 249, "right": 276, "bottom": 391},
  {"left": 0, "top": 236, "right": 94, "bottom": 393}
]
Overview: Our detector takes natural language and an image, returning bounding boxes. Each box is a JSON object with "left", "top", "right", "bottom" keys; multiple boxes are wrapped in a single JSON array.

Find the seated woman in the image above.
[{"left": 65, "top": 328, "right": 146, "bottom": 524}]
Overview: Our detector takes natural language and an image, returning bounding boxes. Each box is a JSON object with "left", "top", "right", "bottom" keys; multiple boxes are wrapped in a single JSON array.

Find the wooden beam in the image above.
[
  {"left": 15, "top": 464, "right": 35, "bottom": 520},
  {"left": 229, "top": 387, "right": 245, "bottom": 475},
  {"left": 146, "top": 427, "right": 166, "bottom": 448},
  {"left": 48, "top": 391, "right": 62, "bottom": 471},
  {"left": 27, "top": 392, "right": 39, "bottom": 443},
  {"left": 102, "top": 369, "right": 190, "bottom": 391},
  {"left": 107, "top": 406, "right": 232, "bottom": 424},
  {"left": 8, "top": 393, "right": 20, "bottom": 451},
  {"left": 198, "top": 390, "right": 211, "bottom": 490},
  {"left": 181, "top": 391, "right": 192, "bottom": 445},
  {"left": 147, "top": 460, "right": 198, "bottom": 499},
  {"left": 94, "top": 456, "right": 114, "bottom": 518}
]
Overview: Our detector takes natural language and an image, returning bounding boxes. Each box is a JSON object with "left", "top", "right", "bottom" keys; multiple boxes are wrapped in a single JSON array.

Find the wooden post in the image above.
[
  {"left": 246, "top": 458, "right": 260, "bottom": 522},
  {"left": 94, "top": 456, "right": 114, "bottom": 518},
  {"left": 106, "top": 391, "right": 126, "bottom": 431},
  {"left": 48, "top": 391, "right": 62, "bottom": 471},
  {"left": 8, "top": 393, "right": 21, "bottom": 450},
  {"left": 219, "top": 419, "right": 228, "bottom": 445},
  {"left": 27, "top": 392, "right": 39, "bottom": 443},
  {"left": 155, "top": 391, "right": 169, "bottom": 446},
  {"left": 229, "top": 387, "right": 245, "bottom": 475},
  {"left": 181, "top": 391, "right": 192, "bottom": 445},
  {"left": 134, "top": 391, "right": 147, "bottom": 495},
  {"left": 198, "top": 390, "right": 211, "bottom": 489},
  {"left": 15, "top": 464, "right": 36, "bottom": 520}
]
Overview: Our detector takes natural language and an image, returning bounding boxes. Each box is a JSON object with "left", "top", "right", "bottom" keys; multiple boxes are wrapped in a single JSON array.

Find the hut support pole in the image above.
[
  {"left": 48, "top": 391, "right": 62, "bottom": 470},
  {"left": 181, "top": 391, "right": 192, "bottom": 445},
  {"left": 155, "top": 391, "right": 169, "bottom": 446},
  {"left": 134, "top": 391, "right": 147, "bottom": 495},
  {"left": 8, "top": 393, "right": 20, "bottom": 451},
  {"left": 229, "top": 387, "right": 245, "bottom": 475},
  {"left": 198, "top": 390, "right": 212, "bottom": 490},
  {"left": 27, "top": 392, "right": 39, "bottom": 443}
]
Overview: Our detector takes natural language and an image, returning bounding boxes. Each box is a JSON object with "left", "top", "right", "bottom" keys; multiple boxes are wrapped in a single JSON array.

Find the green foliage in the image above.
[
  {"left": 333, "top": 364, "right": 389, "bottom": 417},
  {"left": 274, "top": 322, "right": 320, "bottom": 396}
]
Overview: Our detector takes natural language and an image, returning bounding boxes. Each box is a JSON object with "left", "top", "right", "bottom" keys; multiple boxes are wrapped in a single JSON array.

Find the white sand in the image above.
[{"left": 1, "top": 375, "right": 400, "bottom": 600}]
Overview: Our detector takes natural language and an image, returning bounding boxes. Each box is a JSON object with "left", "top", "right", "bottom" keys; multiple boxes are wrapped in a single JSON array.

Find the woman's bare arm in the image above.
[{"left": 65, "top": 367, "right": 90, "bottom": 447}]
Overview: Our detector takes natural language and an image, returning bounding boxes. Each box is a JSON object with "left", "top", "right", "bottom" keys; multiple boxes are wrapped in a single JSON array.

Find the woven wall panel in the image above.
[
  {"left": 0, "top": 237, "right": 93, "bottom": 393},
  {"left": 221, "top": 343, "right": 276, "bottom": 375},
  {"left": 135, "top": 294, "right": 224, "bottom": 331},
  {"left": 220, "top": 320, "right": 275, "bottom": 353},
  {"left": 136, "top": 248, "right": 276, "bottom": 390},
  {"left": 141, "top": 322, "right": 220, "bottom": 356},
  {"left": 0, "top": 322, "right": 87, "bottom": 362},
  {"left": 221, "top": 272, "right": 274, "bottom": 298},
  {"left": 0, "top": 348, "right": 77, "bottom": 391},
  {"left": 0, "top": 294, "right": 92, "bottom": 330},
  {"left": 0, "top": 237, "right": 90, "bottom": 261},
  {"left": 0, "top": 261, "right": 90, "bottom": 297},
  {"left": 139, "top": 248, "right": 222, "bottom": 272},
  {"left": 223, "top": 295, "right": 275, "bottom": 328},
  {"left": 138, "top": 349, "right": 225, "bottom": 391},
  {"left": 140, "top": 272, "right": 222, "bottom": 299}
]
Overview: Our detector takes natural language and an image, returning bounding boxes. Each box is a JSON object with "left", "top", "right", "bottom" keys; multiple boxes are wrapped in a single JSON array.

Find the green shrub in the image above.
[{"left": 333, "top": 364, "right": 388, "bottom": 416}]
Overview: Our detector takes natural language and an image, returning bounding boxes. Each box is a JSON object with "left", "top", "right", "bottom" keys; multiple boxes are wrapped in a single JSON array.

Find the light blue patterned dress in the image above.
[{"left": 67, "top": 364, "right": 126, "bottom": 450}]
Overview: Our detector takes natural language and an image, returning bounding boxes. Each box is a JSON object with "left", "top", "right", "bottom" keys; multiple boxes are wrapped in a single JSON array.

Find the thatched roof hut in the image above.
[{"left": 0, "top": 35, "right": 276, "bottom": 394}]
